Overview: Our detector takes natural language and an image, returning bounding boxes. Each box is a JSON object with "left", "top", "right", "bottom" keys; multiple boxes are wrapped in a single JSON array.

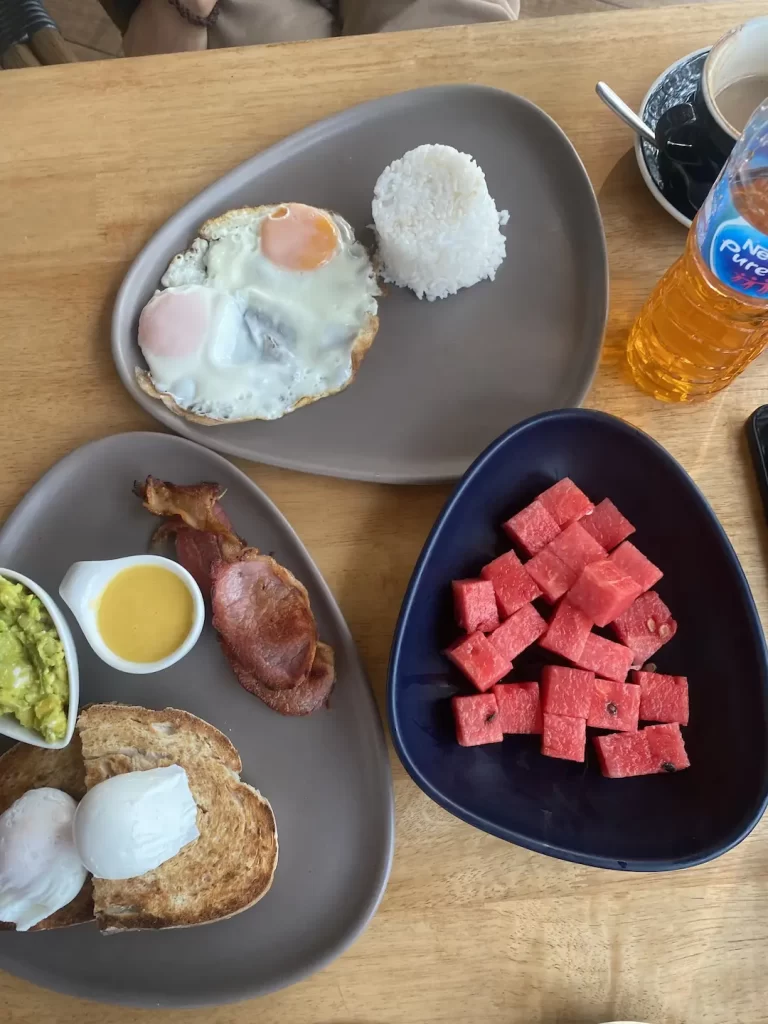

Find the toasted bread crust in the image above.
[
  {"left": 77, "top": 704, "right": 278, "bottom": 933},
  {"left": 0, "top": 738, "right": 94, "bottom": 931}
]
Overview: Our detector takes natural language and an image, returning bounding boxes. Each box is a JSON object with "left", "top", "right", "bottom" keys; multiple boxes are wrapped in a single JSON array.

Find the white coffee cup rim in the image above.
[{"left": 702, "top": 14, "right": 768, "bottom": 140}]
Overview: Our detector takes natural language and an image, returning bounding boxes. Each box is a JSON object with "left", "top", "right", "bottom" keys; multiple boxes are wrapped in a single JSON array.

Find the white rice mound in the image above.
[{"left": 372, "top": 144, "right": 509, "bottom": 302}]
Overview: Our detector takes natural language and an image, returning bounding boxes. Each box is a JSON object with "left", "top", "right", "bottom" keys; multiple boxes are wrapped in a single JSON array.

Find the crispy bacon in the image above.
[
  {"left": 226, "top": 642, "right": 336, "bottom": 717},
  {"left": 135, "top": 477, "right": 246, "bottom": 563},
  {"left": 135, "top": 477, "right": 246, "bottom": 597},
  {"left": 135, "top": 476, "right": 335, "bottom": 714}
]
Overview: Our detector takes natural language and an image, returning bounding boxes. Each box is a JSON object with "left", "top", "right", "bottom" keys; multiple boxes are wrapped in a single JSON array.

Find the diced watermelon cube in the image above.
[
  {"left": 546, "top": 522, "right": 607, "bottom": 574},
  {"left": 587, "top": 678, "right": 640, "bottom": 732},
  {"left": 643, "top": 723, "right": 690, "bottom": 772},
  {"left": 492, "top": 682, "right": 542, "bottom": 734},
  {"left": 481, "top": 551, "right": 542, "bottom": 618},
  {"left": 452, "top": 693, "right": 503, "bottom": 746},
  {"left": 538, "top": 478, "right": 594, "bottom": 527},
  {"left": 502, "top": 500, "right": 560, "bottom": 556},
  {"left": 524, "top": 548, "right": 577, "bottom": 603},
  {"left": 612, "top": 591, "right": 677, "bottom": 666},
  {"left": 580, "top": 498, "right": 636, "bottom": 551},
  {"left": 542, "top": 713, "right": 587, "bottom": 762},
  {"left": 572, "top": 633, "right": 634, "bottom": 682},
  {"left": 452, "top": 579, "right": 500, "bottom": 634},
  {"left": 594, "top": 731, "right": 654, "bottom": 778},
  {"left": 488, "top": 603, "right": 547, "bottom": 661},
  {"left": 445, "top": 632, "right": 511, "bottom": 692},
  {"left": 539, "top": 599, "right": 592, "bottom": 661},
  {"left": 541, "top": 665, "right": 595, "bottom": 719},
  {"left": 633, "top": 671, "right": 689, "bottom": 725},
  {"left": 568, "top": 560, "right": 642, "bottom": 627},
  {"left": 609, "top": 542, "right": 663, "bottom": 593}
]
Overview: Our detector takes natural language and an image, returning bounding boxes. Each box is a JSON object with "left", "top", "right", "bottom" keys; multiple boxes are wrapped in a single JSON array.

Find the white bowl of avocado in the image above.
[{"left": 0, "top": 569, "right": 79, "bottom": 749}]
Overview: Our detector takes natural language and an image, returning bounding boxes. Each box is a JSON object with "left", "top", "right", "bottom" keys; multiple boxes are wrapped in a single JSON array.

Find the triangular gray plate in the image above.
[
  {"left": 0, "top": 432, "right": 393, "bottom": 1008},
  {"left": 113, "top": 85, "right": 608, "bottom": 483}
]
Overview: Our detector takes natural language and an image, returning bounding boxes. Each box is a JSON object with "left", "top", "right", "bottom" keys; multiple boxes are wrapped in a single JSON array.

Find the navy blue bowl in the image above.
[{"left": 388, "top": 410, "right": 768, "bottom": 871}]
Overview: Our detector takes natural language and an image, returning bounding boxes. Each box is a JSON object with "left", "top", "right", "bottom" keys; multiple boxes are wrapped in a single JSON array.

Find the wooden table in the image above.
[{"left": 2, "top": 3, "right": 768, "bottom": 1022}]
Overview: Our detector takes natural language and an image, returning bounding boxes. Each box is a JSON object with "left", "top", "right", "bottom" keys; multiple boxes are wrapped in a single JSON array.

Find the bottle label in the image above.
[{"left": 697, "top": 173, "right": 768, "bottom": 298}]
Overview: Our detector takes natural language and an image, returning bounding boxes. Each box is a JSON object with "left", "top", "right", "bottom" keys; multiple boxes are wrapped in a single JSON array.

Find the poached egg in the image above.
[
  {"left": 0, "top": 788, "right": 87, "bottom": 931},
  {"left": 74, "top": 765, "right": 199, "bottom": 880}
]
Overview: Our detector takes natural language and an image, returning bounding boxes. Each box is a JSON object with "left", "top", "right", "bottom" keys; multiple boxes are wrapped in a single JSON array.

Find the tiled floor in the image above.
[{"left": 24, "top": 0, "right": 739, "bottom": 63}]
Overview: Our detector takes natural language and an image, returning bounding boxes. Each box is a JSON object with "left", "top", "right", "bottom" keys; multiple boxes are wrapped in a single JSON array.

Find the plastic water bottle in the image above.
[{"left": 627, "top": 99, "right": 768, "bottom": 401}]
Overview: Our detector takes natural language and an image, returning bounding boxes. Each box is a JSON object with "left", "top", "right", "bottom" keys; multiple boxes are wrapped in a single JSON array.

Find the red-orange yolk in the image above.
[{"left": 260, "top": 203, "right": 339, "bottom": 271}]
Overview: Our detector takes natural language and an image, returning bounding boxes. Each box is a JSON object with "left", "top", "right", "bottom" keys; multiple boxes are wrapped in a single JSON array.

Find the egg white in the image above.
[
  {"left": 137, "top": 207, "right": 380, "bottom": 422},
  {"left": 0, "top": 788, "right": 87, "bottom": 931}
]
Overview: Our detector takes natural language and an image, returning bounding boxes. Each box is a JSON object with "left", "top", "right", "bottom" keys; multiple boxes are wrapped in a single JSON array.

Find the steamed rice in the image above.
[{"left": 372, "top": 144, "right": 509, "bottom": 302}]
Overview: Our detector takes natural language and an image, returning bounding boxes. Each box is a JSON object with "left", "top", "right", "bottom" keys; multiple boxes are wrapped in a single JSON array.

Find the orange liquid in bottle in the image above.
[{"left": 627, "top": 169, "right": 768, "bottom": 402}]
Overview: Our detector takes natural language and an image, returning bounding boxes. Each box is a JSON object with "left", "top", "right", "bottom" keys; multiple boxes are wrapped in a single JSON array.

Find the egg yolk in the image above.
[
  {"left": 138, "top": 289, "right": 208, "bottom": 358},
  {"left": 260, "top": 203, "right": 339, "bottom": 271},
  {"left": 97, "top": 566, "right": 194, "bottom": 663}
]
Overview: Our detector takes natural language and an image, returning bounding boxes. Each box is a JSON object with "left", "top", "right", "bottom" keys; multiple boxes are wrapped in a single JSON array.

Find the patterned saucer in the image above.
[{"left": 635, "top": 48, "right": 710, "bottom": 228}]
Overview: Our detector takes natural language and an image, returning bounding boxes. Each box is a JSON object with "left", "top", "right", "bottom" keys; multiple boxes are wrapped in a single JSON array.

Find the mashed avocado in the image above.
[{"left": 0, "top": 577, "right": 68, "bottom": 742}]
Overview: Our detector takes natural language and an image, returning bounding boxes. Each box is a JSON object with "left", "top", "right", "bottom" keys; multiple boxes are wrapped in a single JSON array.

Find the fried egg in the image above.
[{"left": 136, "top": 204, "right": 380, "bottom": 423}]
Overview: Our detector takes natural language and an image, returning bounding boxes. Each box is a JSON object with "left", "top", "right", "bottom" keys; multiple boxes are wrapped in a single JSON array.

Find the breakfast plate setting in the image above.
[
  {"left": 0, "top": 434, "right": 393, "bottom": 1007},
  {"left": 113, "top": 84, "right": 607, "bottom": 483},
  {"left": 1, "top": 52, "right": 768, "bottom": 1015}
]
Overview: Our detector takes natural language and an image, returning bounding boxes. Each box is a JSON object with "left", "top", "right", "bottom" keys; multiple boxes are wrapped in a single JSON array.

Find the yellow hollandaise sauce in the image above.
[{"left": 97, "top": 566, "right": 194, "bottom": 663}]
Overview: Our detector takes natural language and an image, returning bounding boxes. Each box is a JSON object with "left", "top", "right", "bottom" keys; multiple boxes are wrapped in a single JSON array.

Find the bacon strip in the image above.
[
  {"left": 135, "top": 477, "right": 334, "bottom": 713},
  {"left": 136, "top": 477, "right": 245, "bottom": 598},
  {"left": 135, "top": 477, "right": 246, "bottom": 563},
  {"left": 227, "top": 642, "right": 335, "bottom": 717},
  {"left": 173, "top": 529, "right": 228, "bottom": 601},
  {"left": 212, "top": 553, "right": 317, "bottom": 691}
]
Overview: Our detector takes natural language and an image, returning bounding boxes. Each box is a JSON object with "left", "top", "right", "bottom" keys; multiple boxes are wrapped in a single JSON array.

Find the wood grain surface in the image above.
[{"left": 2, "top": 4, "right": 768, "bottom": 1022}]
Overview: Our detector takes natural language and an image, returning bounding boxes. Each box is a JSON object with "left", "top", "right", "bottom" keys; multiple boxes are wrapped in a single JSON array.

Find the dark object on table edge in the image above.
[{"left": 747, "top": 407, "right": 768, "bottom": 524}]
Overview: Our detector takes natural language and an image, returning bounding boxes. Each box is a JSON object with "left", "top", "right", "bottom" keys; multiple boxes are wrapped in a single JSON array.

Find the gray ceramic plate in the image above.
[
  {"left": 0, "top": 433, "right": 394, "bottom": 1008},
  {"left": 113, "top": 85, "right": 608, "bottom": 484}
]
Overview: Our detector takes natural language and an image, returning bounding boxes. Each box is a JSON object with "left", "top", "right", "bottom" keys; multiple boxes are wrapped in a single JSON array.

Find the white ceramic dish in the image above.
[
  {"left": 59, "top": 555, "right": 205, "bottom": 675},
  {"left": 0, "top": 567, "right": 79, "bottom": 749}
]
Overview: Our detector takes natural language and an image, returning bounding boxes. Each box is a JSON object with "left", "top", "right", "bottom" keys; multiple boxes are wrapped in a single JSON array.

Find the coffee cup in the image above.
[
  {"left": 700, "top": 15, "right": 768, "bottom": 153},
  {"left": 657, "top": 16, "right": 768, "bottom": 179}
]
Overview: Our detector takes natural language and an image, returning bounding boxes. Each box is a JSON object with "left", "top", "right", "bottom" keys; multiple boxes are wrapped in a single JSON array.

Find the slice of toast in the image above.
[
  {"left": 0, "top": 737, "right": 94, "bottom": 930},
  {"left": 76, "top": 704, "right": 278, "bottom": 933}
]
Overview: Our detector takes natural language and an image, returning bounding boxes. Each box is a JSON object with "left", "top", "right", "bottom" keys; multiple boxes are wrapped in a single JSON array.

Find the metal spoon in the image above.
[
  {"left": 596, "top": 80, "right": 709, "bottom": 218},
  {"left": 596, "top": 81, "right": 657, "bottom": 146}
]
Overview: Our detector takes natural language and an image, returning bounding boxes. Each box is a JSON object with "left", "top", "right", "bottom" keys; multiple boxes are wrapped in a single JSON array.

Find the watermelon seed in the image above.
[
  {"left": 606, "top": 702, "right": 618, "bottom": 716},
  {"left": 485, "top": 712, "right": 497, "bottom": 724},
  {"left": 662, "top": 762, "right": 677, "bottom": 773},
  {"left": 646, "top": 618, "right": 657, "bottom": 633},
  {"left": 643, "top": 662, "right": 657, "bottom": 672},
  {"left": 659, "top": 624, "right": 671, "bottom": 638}
]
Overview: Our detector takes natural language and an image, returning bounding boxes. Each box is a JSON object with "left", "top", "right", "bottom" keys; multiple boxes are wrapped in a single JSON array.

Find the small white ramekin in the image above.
[
  {"left": 0, "top": 568, "right": 80, "bottom": 750},
  {"left": 59, "top": 555, "right": 204, "bottom": 676}
]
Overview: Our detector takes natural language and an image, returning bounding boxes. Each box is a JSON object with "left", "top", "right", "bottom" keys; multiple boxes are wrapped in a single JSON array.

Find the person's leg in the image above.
[
  {"left": 210, "top": 0, "right": 335, "bottom": 48},
  {"left": 340, "top": 0, "right": 518, "bottom": 36}
]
